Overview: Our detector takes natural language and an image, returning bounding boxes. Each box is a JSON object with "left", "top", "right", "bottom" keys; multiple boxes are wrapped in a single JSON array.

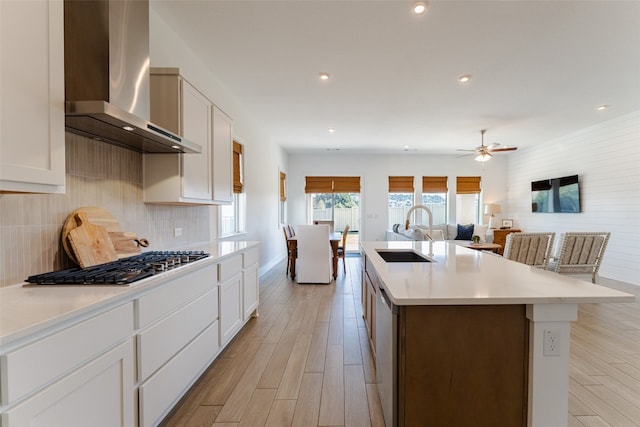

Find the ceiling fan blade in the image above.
[
  {"left": 456, "top": 149, "right": 475, "bottom": 152},
  {"left": 456, "top": 152, "right": 473, "bottom": 158},
  {"left": 488, "top": 146, "right": 518, "bottom": 152},
  {"left": 486, "top": 143, "right": 500, "bottom": 150}
]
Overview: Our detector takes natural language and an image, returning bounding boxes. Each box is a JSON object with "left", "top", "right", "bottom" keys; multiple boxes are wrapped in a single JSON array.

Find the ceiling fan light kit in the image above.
[{"left": 458, "top": 129, "right": 518, "bottom": 162}]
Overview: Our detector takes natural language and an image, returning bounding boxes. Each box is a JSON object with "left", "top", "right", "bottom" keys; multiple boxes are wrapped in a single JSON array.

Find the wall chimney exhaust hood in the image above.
[{"left": 64, "top": 0, "right": 201, "bottom": 154}]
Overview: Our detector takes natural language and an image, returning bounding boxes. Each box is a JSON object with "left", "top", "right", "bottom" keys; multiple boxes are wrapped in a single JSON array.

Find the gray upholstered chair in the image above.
[
  {"left": 503, "top": 232, "right": 556, "bottom": 269},
  {"left": 548, "top": 232, "right": 610, "bottom": 283}
]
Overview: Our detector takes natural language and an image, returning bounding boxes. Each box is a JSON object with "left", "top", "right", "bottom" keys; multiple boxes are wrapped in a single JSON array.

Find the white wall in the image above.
[
  {"left": 506, "top": 111, "right": 640, "bottom": 285},
  {"left": 287, "top": 153, "right": 509, "bottom": 242},
  {"left": 150, "top": 10, "right": 288, "bottom": 273}
]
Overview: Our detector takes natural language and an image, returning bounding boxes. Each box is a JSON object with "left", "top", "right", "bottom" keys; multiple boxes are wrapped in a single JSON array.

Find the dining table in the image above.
[{"left": 287, "top": 232, "right": 341, "bottom": 279}]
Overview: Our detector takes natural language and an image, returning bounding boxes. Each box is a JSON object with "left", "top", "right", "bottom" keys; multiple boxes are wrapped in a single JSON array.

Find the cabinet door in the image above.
[
  {"left": 0, "top": 0, "right": 65, "bottom": 194},
  {"left": 242, "top": 263, "right": 259, "bottom": 320},
  {"left": 2, "top": 340, "right": 135, "bottom": 427},
  {"left": 211, "top": 106, "right": 233, "bottom": 204},
  {"left": 181, "top": 80, "right": 212, "bottom": 200},
  {"left": 219, "top": 274, "right": 242, "bottom": 346}
]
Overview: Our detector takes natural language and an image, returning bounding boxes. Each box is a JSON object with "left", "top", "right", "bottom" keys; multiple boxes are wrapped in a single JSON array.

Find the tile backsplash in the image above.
[{"left": 0, "top": 133, "right": 211, "bottom": 287}]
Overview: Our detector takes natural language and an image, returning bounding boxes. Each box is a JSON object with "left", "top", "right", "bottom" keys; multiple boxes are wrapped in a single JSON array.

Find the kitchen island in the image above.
[{"left": 360, "top": 241, "right": 634, "bottom": 427}]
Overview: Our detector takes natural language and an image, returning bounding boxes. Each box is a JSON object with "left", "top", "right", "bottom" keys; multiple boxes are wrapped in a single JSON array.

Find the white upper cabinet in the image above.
[
  {"left": 212, "top": 106, "right": 233, "bottom": 204},
  {"left": 144, "top": 68, "right": 212, "bottom": 204},
  {"left": 0, "top": 0, "right": 65, "bottom": 194},
  {"left": 144, "top": 68, "right": 233, "bottom": 205}
]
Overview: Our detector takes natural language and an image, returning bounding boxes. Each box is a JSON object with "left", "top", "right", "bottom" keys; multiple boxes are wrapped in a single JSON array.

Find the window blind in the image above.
[
  {"left": 233, "top": 141, "right": 243, "bottom": 193},
  {"left": 279, "top": 171, "right": 286, "bottom": 202},
  {"left": 389, "top": 176, "right": 414, "bottom": 193},
  {"left": 456, "top": 176, "right": 481, "bottom": 194},
  {"left": 305, "top": 176, "right": 360, "bottom": 193},
  {"left": 422, "top": 176, "right": 448, "bottom": 193}
]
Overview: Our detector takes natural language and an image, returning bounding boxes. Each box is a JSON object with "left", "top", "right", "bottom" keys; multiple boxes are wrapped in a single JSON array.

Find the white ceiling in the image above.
[{"left": 150, "top": 0, "right": 640, "bottom": 155}]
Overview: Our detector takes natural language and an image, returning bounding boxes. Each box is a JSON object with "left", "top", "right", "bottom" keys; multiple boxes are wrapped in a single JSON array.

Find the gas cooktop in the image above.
[{"left": 25, "top": 251, "right": 210, "bottom": 286}]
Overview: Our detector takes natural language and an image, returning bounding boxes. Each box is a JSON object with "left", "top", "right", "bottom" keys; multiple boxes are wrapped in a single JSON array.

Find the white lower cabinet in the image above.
[
  {"left": 242, "top": 248, "right": 260, "bottom": 320},
  {"left": 0, "top": 246, "right": 259, "bottom": 427},
  {"left": 139, "top": 322, "right": 219, "bottom": 427},
  {"left": 0, "top": 302, "right": 135, "bottom": 427},
  {"left": 219, "top": 257, "right": 243, "bottom": 346},
  {"left": 2, "top": 340, "right": 134, "bottom": 427}
]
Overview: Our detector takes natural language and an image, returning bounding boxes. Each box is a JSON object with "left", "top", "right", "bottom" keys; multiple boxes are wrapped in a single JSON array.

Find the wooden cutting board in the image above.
[
  {"left": 62, "top": 207, "right": 149, "bottom": 262},
  {"left": 109, "top": 231, "right": 148, "bottom": 258},
  {"left": 67, "top": 212, "right": 118, "bottom": 268}
]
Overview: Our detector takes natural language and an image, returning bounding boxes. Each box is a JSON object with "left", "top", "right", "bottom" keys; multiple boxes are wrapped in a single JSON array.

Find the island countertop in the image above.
[{"left": 360, "top": 241, "right": 635, "bottom": 306}]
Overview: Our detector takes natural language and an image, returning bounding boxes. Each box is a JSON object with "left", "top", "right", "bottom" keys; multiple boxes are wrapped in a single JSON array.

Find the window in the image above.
[
  {"left": 421, "top": 176, "right": 448, "bottom": 224},
  {"left": 220, "top": 141, "right": 246, "bottom": 236},
  {"left": 305, "top": 176, "right": 361, "bottom": 252},
  {"left": 220, "top": 193, "right": 246, "bottom": 236},
  {"left": 456, "top": 176, "right": 481, "bottom": 224},
  {"left": 388, "top": 176, "right": 414, "bottom": 229}
]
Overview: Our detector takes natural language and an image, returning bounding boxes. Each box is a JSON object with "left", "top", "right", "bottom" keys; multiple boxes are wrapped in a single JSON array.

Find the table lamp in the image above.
[{"left": 484, "top": 203, "right": 501, "bottom": 229}]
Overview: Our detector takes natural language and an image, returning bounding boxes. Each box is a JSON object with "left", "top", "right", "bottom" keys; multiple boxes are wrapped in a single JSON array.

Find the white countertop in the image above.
[
  {"left": 0, "top": 241, "right": 259, "bottom": 347},
  {"left": 361, "top": 241, "right": 635, "bottom": 306}
]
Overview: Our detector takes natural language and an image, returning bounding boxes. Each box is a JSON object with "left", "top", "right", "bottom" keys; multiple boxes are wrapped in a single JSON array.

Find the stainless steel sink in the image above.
[{"left": 376, "top": 250, "right": 431, "bottom": 263}]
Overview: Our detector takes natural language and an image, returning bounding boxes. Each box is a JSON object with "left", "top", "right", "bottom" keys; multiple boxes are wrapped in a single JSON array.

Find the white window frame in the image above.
[{"left": 219, "top": 192, "right": 246, "bottom": 237}]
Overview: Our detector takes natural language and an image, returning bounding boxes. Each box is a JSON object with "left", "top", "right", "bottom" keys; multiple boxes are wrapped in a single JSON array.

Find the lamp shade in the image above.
[{"left": 484, "top": 203, "right": 501, "bottom": 215}]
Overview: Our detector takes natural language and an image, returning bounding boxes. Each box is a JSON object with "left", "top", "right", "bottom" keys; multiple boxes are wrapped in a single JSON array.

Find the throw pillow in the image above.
[
  {"left": 473, "top": 224, "right": 489, "bottom": 242},
  {"left": 455, "top": 223, "right": 474, "bottom": 240}
]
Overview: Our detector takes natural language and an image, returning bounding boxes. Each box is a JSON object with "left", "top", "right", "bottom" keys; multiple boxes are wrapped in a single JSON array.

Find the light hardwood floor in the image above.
[{"left": 161, "top": 256, "right": 640, "bottom": 427}]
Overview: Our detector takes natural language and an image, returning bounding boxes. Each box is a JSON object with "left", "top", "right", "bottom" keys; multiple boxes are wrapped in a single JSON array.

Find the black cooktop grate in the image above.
[{"left": 25, "top": 251, "right": 210, "bottom": 286}]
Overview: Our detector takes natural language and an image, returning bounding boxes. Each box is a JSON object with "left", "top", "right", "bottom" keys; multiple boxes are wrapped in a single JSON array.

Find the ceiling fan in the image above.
[{"left": 457, "top": 129, "right": 518, "bottom": 162}]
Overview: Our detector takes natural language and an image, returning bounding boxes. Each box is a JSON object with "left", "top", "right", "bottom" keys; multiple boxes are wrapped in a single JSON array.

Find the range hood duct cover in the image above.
[{"left": 64, "top": 0, "right": 201, "bottom": 154}]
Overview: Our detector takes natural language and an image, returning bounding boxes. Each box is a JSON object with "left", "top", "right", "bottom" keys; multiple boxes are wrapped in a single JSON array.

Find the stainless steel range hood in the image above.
[{"left": 64, "top": 0, "right": 201, "bottom": 154}]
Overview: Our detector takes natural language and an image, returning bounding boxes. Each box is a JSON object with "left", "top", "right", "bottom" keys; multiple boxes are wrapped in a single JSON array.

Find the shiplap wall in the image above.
[{"left": 506, "top": 110, "right": 640, "bottom": 285}]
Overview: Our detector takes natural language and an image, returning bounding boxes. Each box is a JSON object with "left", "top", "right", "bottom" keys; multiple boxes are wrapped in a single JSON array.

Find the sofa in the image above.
[{"left": 386, "top": 223, "right": 490, "bottom": 244}]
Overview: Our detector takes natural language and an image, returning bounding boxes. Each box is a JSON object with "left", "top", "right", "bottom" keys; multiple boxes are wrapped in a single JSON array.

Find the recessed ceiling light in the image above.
[
  {"left": 459, "top": 74, "right": 472, "bottom": 83},
  {"left": 328, "top": 128, "right": 336, "bottom": 133},
  {"left": 595, "top": 104, "right": 609, "bottom": 111},
  {"left": 122, "top": 126, "right": 135, "bottom": 131},
  {"left": 412, "top": 2, "right": 428, "bottom": 15},
  {"left": 319, "top": 72, "right": 330, "bottom": 80}
]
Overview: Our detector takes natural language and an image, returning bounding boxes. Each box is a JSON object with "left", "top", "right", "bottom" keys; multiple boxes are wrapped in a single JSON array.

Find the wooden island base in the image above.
[{"left": 399, "top": 305, "right": 529, "bottom": 426}]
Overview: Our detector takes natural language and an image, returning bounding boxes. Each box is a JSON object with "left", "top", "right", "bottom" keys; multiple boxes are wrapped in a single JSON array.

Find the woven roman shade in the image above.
[
  {"left": 389, "top": 176, "right": 414, "bottom": 193},
  {"left": 422, "top": 176, "right": 448, "bottom": 193},
  {"left": 233, "top": 141, "right": 243, "bottom": 193},
  {"left": 279, "top": 171, "right": 286, "bottom": 201},
  {"left": 332, "top": 176, "right": 360, "bottom": 193},
  {"left": 305, "top": 176, "right": 360, "bottom": 193},
  {"left": 456, "top": 176, "right": 481, "bottom": 194}
]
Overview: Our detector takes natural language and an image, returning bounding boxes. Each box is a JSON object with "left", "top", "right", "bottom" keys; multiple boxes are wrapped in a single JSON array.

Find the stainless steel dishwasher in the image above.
[{"left": 376, "top": 284, "right": 398, "bottom": 427}]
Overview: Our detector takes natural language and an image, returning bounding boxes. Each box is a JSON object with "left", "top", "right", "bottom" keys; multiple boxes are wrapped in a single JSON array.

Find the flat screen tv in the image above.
[{"left": 531, "top": 174, "right": 581, "bottom": 213}]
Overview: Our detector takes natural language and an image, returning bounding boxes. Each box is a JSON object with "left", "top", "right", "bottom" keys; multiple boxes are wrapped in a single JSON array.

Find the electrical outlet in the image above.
[
  {"left": 543, "top": 328, "right": 561, "bottom": 357},
  {"left": 174, "top": 227, "right": 183, "bottom": 237}
]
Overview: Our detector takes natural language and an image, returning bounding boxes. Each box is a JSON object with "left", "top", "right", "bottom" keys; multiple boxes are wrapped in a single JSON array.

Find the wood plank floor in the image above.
[{"left": 160, "top": 256, "right": 640, "bottom": 427}]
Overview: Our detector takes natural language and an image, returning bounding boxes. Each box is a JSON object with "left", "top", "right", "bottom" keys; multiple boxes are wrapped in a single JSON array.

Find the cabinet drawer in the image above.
[
  {"left": 3, "top": 340, "right": 135, "bottom": 427},
  {"left": 136, "top": 263, "right": 217, "bottom": 329},
  {"left": 138, "top": 322, "right": 219, "bottom": 427},
  {"left": 243, "top": 247, "right": 259, "bottom": 268},
  {"left": 137, "top": 288, "right": 218, "bottom": 382},
  {"left": 1, "top": 303, "right": 133, "bottom": 405},
  {"left": 219, "top": 256, "right": 242, "bottom": 282}
]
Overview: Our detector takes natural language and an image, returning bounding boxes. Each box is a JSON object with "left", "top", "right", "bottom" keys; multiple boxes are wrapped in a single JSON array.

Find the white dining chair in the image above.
[{"left": 296, "top": 224, "right": 332, "bottom": 284}]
